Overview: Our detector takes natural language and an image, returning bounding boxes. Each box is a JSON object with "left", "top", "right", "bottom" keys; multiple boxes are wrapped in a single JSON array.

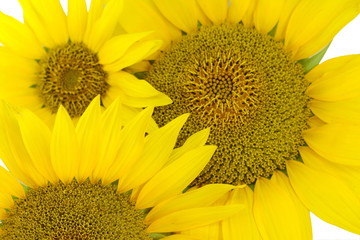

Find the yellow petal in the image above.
[
  {"left": 18, "top": 0, "right": 55, "bottom": 46},
  {"left": 98, "top": 31, "right": 152, "bottom": 65},
  {"left": 117, "top": 114, "right": 189, "bottom": 193},
  {"left": 146, "top": 184, "right": 236, "bottom": 223},
  {"left": 51, "top": 106, "right": 79, "bottom": 184},
  {"left": 299, "top": 147, "right": 360, "bottom": 197},
  {"left": 274, "top": 0, "right": 301, "bottom": 40},
  {"left": 0, "top": 192, "right": 13, "bottom": 211},
  {"left": 75, "top": 96, "right": 102, "bottom": 182},
  {"left": 0, "top": 101, "right": 45, "bottom": 187},
  {"left": 101, "top": 107, "right": 153, "bottom": 184},
  {"left": 285, "top": 0, "right": 359, "bottom": 60},
  {"left": 107, "top": 72, "right": 172, "bottom": 108},
  {"left": 306, "top": 55, "right": 360, "bottom": 101},
  {"left": 37, "top": 0, "right": 69, "bottom": 45},
  {"left": 197, "top": 0, "right": 227, "bottom": 25},
  {"left": 310, "top": 97, "right": 360, "bottom": 124},
  {"left": 227, "top": 0, "right": 252, "bottom": 24},
  {"left": 136, "top": 145, "right": 217, "bottom": 209},
  {"left": 222, "top": 187, "right": 262, "bottom": 240},
  {"left": 103, "top": 40, "right": 162, "bottom": 72},
  {"left": 153, "top": 0, "right": 204, "bottom": 32},
  {"left": 0, "top": 11, "right": 44, "bottom": 59},
  {"left": 0, "top": 167, "right": 25, "bottom": 199},
  {"left": 68, "top": 0, "right": 88, "bottom": 42},
  {"left": 253, "top": 0, "right": 286, "bottom": 34},
  {"left": 147, "top": 204, "right": 243, "bottom": 233},
  {"left": 108, "top": 71, "right": 162, "bottom": 98},
  {"left": 307, "top": 116, "right": 326, "bottom": 129},
  {"left": 169, "top": 128, "right": 210, "bottom": 164},
  {"left": 304, "top": 123, "right": 360, "bottom": 165},
  {"left": 16, "top": 109, "right": 57, "bottom": 184},
  {"left": 241, "top": 0, "right": 256, "bottom": 27},
  {"left": 180, "top": 222, "right": 222, "bottom": 240},
  {"left": 120, "top": 0, "right": 181, "bottom": 48},
  {"left": 83, "top": 0, "right": 123, "bottom": 51},
  {"left": 162, "top": 235, "right": 200, "bottom": 240},
  {"left": 287, "top": 160, "right": 360, "bottom": 234},
  {"left": 254, "top": 171, "right": 312, "bottom": 240}
]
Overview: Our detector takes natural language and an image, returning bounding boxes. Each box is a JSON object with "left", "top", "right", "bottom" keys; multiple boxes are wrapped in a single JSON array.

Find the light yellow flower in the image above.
[
  {"left": 0, "top": 97, "right": 243, "bottom": 239},
  {"left": 0, "top": 0, "right": 171, "bottom": 127},
  {"left": 118, "top": 0, "right": 360, "bottom": 238}
]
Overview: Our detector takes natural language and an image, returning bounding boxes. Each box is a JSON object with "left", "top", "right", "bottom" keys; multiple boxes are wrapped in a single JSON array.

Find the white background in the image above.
[{"left": 0, "top": 1, "right": 359, "bottom": 239}]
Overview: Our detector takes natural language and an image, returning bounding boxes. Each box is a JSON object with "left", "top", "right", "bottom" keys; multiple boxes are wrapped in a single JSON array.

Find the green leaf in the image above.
[{"left": 298, "top": 43, "right": 331, "bottom": 74}]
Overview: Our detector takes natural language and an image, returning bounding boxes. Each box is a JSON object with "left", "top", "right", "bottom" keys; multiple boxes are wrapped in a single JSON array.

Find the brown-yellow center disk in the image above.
[
  {"left": 38, "top": 42, "right": 109, "bottom": 118},
  {"left": 1, "top": 179, "right": 151, "bottom": 240},
  {"left": 146, "top": 24, "right": 312, "bottom": 185}
]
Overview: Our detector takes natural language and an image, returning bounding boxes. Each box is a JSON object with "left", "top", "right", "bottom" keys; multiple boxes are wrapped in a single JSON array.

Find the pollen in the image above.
[
  {"left": 146, "top": 24, "right": 312, "bottom": 185},
  {"left": 1, "top": 179, "right": 151, "bottom": 240},
  {"left": 38, "top": 42, "right": 109, "bottom": 118}
]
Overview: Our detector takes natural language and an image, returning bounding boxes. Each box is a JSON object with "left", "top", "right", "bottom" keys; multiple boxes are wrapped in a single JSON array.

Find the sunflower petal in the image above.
[
  {"left": 75, "top": 96, "right": 102, "bottom": 182},
  {"left": 18, "top": 0, "right": 55, "bottom": 46},
  {"left": 304, "top": 123, "right": 360, "bottom": 165},
  {"left": 153, "top": 0, "right": 203, "bottom": 32},
  {"left": 136, "top": 145, "right": 217, "bottom": 209},
  {"left": 0, "top": 167, "right": 25, "bottom": 199},
  {"left": 102, "top": 107, "right": 153, "bottom": 184},
  {"left": 254, "top": 171, "right": 312, "bottom": 240},
  {"left": 197, "top": 0, "right": 227, "bottom": 25},
  {"left": 287, "top": 160, "right": 360, "bottom": 234},
  {"left": 103, "top": 40, "right": 162, "bottom": 72},
  {"left": 146, "top": 184, "right": 236, "bottom": 223},
  {"left": 16, "top": 109, "right": 57, "bottom": 184},
  {"left": 310, "top": 98, "right": 360, "bottom": 124},
  {"left": 120, "top": 0, "right": 181, "bottom": 48},
  {"left": 274, "top": 0, "right": 301, "bottom": 40},
  {"left": 227, "top": 0, "right": 252, "bottom": 24},
  {"left": 169, "top": 128, "right": 210, "bottom": 164},
  {"left": 306, "top": 55, "right": 360, "bottom": 101},
  {"left": 222, "top": 187, "right": 262, "bottom": 240},
  {"left": 51, "top": 106, "right": 79, "bottom": 184},
  {"left": 83, "top": 0, "right": 123, "bottom": 51},
  {"left": 285, "top": 0, "right": 359, "bottom": 60},
  {"left": 253, "top": 0, "right": 286, "bottom": 34},
  {"left": 37, "top": 0, "right": 68, "bottom": 45},
  {"left": 299, "top": 147, "right": 360, "bottom": 199},
  {"left": 98, "top": 31, "right": 152, "bottom": 65},
  {"left": 0, "top": 101, "right": 45, "bottom": 187},
  {"left": 117, "top": 114, "right": 188, "bottom": 192},
  {"left": 68, "top": 0, "right": 88, "bottom": 42},
  {"left": 147, "top": 204, "right": 243, "bottom": 233},
  {"left": 0, "top": 12, "right": 44, "bottom": 59}
]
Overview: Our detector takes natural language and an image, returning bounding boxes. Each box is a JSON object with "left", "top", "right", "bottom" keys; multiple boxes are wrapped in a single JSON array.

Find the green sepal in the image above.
[
  {"left": 298, "top": 43, "right": 331, "bottom": 74},
  {"left": 150, "top": 233, "right": 171, "bottom": 239},
  {"left": 134, "top": 72, "right": 147, "bottom": 80}
]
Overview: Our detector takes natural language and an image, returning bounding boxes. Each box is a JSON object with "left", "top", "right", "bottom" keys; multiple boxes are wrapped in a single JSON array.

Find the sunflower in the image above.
[
  {"left": 0, "top": 96, "right": 244, "bottom": 239},
  {"left": 0, "top": 0, "right": 171, "bottom": 127},
  {"left": 117, "top": 0, "right": 360, "bottom": 238}
]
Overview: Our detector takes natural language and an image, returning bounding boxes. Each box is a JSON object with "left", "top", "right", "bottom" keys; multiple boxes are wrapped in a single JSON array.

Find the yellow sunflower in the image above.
[
  {"left": 117, "top": 0, "right": 360, "bottom": 238},
  {"left": 0, "top": 97, "right": 243, "bottom": 239},
  {"left": 0, "top": 0, "right": 171, "bottom": 127}
]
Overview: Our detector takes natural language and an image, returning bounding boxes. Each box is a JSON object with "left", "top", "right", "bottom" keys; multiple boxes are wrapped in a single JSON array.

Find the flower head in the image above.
[
  {"left": 0, "top": 97, "right": 242, "bottom": 239},
  {"left": 0, "top": 0, "right": 171, "bottom": 126},
  {"left": 118, "top": 0, "right": 360, "bottom": 238}
]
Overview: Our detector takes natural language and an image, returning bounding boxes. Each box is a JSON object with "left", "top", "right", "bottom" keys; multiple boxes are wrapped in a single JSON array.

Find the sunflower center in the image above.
[
  {"left": 1, "top": 179, "right": 151, "bottom": 240},
  {"left": 38, "top": 42, "right": 109, "bottom": 118},
  {"left": 146, "top": 24, "right": 311, "bottom": 185}
]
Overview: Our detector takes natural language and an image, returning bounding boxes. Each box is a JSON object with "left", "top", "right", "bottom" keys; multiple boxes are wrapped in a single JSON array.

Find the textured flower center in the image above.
[
  {"left": 146, "top": 24, "right": 311, "bottom": 185},
  {"left": 1, "top": 179, "right": 151, "bottom": 240},
  {"left": 38, "top": 42, "right": 109, "bottom": 118}
]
